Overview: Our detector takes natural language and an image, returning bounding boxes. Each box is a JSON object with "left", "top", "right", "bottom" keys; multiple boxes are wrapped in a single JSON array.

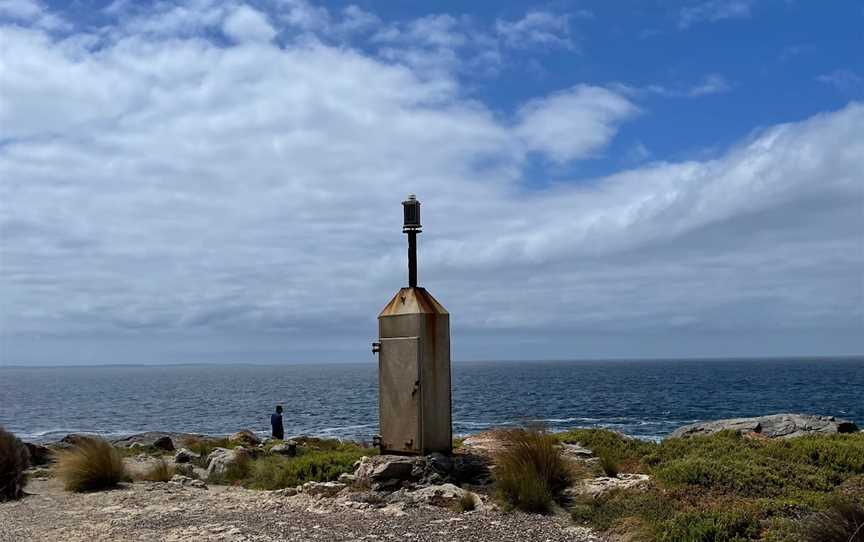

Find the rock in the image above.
[
  {"left": 170, "top": 474, "right": 208, "bottom": 489},
  {"left": 270, "top": 441, "right": 297, "bottom": 456},
  {"left": 459, "top": 432, "right": 505, "bottom": 457},
  {"left": 229, "top": 430, "right": 260, "bottom": 447},
  {"left": 272, "top": 487, "right": 298, "bottom": 497},
  {"left": 354, "top": 455, "right": 416, "bottom": 487},
  {"left": 568, "top": 473, "right": 651, "bottom": 498},
  {"left": 60, "top": 433, "right": 99, "bottom": 447},
  {"left": 112, "top": 432, "right": 202, "bottom": 449},
  {"left": 174, "top": 448, "right": 200, "bottom": 463},
  {"left": 24, "top": 443, "right": 52, "bottom": 466},
  {"left": 410, "top": 483, "right": 478, "bottom": 508},
  {"left": 338, "top": 473, "right": 356, "bottom": 484},
  {"left": 670, "top": 414, "right": 859, "bottom": 439},
  {"left": 561, "top": 443, "right": 593, "bottom": 459},
  {"left": 206, "top": 447, "right": 250, "bottom": 478},
  {"left": 300, "top": 481, "right": 346, "bottom": 497},
  {"left": 153, "top": 436, "right": 175, "bottom": 451}
]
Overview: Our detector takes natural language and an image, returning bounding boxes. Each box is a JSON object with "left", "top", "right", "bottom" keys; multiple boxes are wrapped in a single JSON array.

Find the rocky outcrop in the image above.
[
  {"left": 206, "top": 447, "right": 250, "bottom": 477},
  {"left": 300, "top": 481, "right": 346, "bottom": 497},
  {"left": 567, "top": 474, "right": 652, "bottom": 498},
  {"left": 174, "top": 448, "right": 200, "bottom": 464},
  {"left": 24, "top": 442, "right": 52, "bottom": 466},
  {"left": 670, "top": 414, "right": 859, "bottom": 439},
  {"left": 229, "top": 430, "right": 260, "bottom": 447},
  {"left": 270, "top": 442, "right": 297, "bottom": 456},
  {"left": 112, "top": 432, "right": 201, "bottom": 449},
  {"left": 351, "top": 452, "right": 490, "bottom": 491}
]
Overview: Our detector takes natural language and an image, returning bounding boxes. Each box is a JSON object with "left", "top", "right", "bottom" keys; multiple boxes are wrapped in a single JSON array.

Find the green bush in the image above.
[
  {"left": 494, "top": 426, "right": 571, "bottom": 513},
  {"left": 56, "top": 437, "right": 128, "bottom": 492},
  {"left": 656, "top": 507, "right": 763, "bottom": 542},
  {"left": 0, "top": 427, "right": 29, "bottom": 501},
  {"left": 564, "top": 429, "right": 864, "bottom": 541},
  {"left": 599, "top": 453, "right": 620, "bottom": 478},
  {"left": 247, "top": 450, "right": 367, "bottom": 490}
]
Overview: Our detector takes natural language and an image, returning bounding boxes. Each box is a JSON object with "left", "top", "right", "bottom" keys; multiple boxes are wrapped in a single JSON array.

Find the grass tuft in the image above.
[
  {"left": 138, "top": 458, "right": 175, "bottom": 482},
  {"left": 493, "top": 426, "right": 571, "bottom": 513},
  {"left": 0, "top": 427, "right": 29, "bottom": 501},
  {"left": 798, "top": 496, "right": 864, "bottom": 542},
  {"left": 599, "top": 453, "right": 620, "bottom": 478},
  {"left": 453, "top": 491, "right": 477, "bottom": 513},
  {"left": 56, "top": 437, "right": 128, "bottom": 492}
]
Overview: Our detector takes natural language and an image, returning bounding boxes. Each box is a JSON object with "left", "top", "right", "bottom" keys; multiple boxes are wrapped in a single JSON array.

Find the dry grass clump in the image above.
[
  {"left": 599, "top": 454, "right": 620, "bottom": 478},
  {"left": 56, "top": 437, "right": 128, "bottom": 492},
  {"left": 493, "top": 426, "right": 571, "bottom": 513},
  {"left": 453, "top": 491, "right": 477, "bottom": 513},
  {"left": 0, "top": 427, "right": 29, "bottom": 501},
  {"left": 798, "top": 497, "right": 864, "bottom": 542},
  {"left": 137, "top": 458, "right": 175, "bottom": 482}
]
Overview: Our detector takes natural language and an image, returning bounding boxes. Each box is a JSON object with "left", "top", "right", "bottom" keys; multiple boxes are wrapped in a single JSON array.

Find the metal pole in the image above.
[{"left": 408, "top": 231, "right": 417, "bottom": 288}]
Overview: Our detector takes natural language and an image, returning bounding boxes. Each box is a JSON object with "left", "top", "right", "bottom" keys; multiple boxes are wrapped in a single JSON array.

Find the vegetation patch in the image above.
[
  {"left": 137, "top": 458, "right": 175, "bottom": 482},
  {"left": 56, "top": 437, "right": 128, "bottom": 492},
  {"left": 494, "top": 426, "right": 571, "bottom": 513},
  {"left": 206, "top": 439, "right": 374, "bottom": 490},
  {"left": 565, "top": 429, "right": 864, "bottom": 541},
  {"left": 0, "top": 427, "right": 30, "bottom": 501}
]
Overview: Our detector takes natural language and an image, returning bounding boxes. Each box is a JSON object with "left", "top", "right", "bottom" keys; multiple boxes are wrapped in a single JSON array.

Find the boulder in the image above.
[
  {"left": 174, "top": 448, "right": 200, "bottom": 464},
  {"left": 229, "top": 430, "right": 260, "bottom": 447},
  {"left": 206, "top": 447, "right": 250, "bottom": 478},
  {"left": 670, "top": 414, "right": 859, "bottom": 440},
  {"left": 24, "top": 443, "right": 52, "bottom": 466},
  {"left": 353, "top": 455, "right": 416, "bottom": 488},
  {"left": 153, "top": 436, "right": 175, "bottom": 451},
  {"left": 569, "top": 473, "right": 651, "bottom": 498},
  {"left": 410, "top": 483, "right": 478, "bottom": 508},
  {"left": 59, "top": 433, "right": 99, "bottom": 447},
  {"left": 112, "top": 432, "right": 200, "bottom": 449},
  {"left": 270, "top": 441, "right": 297, "bottom": 457},
  {"left": 300, "top": 481, "right": 346, "bottom": 497}
]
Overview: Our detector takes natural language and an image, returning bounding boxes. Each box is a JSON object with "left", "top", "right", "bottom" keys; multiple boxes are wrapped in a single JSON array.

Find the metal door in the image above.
[{"left": 378, "top": 337, "right": 421, "bottom": 454}]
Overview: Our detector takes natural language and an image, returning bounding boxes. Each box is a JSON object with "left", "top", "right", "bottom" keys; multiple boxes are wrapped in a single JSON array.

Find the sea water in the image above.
[{"left": 1, "top": 358, "right": 862, "bottom": 443}]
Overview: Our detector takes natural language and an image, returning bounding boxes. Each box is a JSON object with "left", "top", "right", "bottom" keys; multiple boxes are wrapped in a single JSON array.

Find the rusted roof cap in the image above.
[{"left": 379, "top": 287, "right": 449, "bottom": 317}]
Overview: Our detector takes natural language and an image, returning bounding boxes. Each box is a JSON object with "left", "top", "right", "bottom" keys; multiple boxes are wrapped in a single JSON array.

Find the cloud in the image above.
[
  {"left": 678, "top": 0, "right": 753, "bottom": 29},
  {"left": 0, "top": 0, "right": 68, "bottom": 29},
  {"left": 515, "top": 85, "right": 639, "bottom": 162},
  {"left": 817, "top": 69, "right": 864, "bottom": 94},
  {"left": 1, "top": 1, "right": 862, "bottom": 363},
  {"left": 612, "top": 73, "right": 733, "bottom": 98},
  {"left": 223, "top": 5, "right": 277, "bottom": 43},
  {"left": 495, "top": 11, "right": 574, "bottom": 50},
  {"left": 687, "top": 73, "right": 733, "bottom": 96}
]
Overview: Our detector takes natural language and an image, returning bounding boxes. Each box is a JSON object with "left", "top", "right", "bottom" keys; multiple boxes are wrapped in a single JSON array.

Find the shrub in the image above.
[
  {"left": 656, "top": 507, "right": 763, "bottom": 542},
  {"left": 571, "top": 487, "right": 676, "bottom": 532},
  {"left": 56, "top": 437, "right": 127, "bottom": 492},
  {"left": 559, "top": 428, "right": 656, "bottom": 472},
  {"left": 494, "top": 426, "right": 571, "bottom": 513},
  {"left": 453, "top": 491, "right": 477, "bottom": 513},
  {"left": 797, "top": 496, "right": 864, "bottom": 542},
  {"left": 0, "top": 427, "right": 29, "bottom": 501},
  {"left": 138, "top": 459, "right": 175, "bottom": 482},
  {"left": 599, "top": 453, "right": 620, "bottom": 478},
  {"left": 247, "top": 450, "right": 366, "bottom": 490}
]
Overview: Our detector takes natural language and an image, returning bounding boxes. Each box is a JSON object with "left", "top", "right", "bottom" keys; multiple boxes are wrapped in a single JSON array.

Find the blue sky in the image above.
[{"left": 0, "top": 0, "right": 862, "bottom": 365}]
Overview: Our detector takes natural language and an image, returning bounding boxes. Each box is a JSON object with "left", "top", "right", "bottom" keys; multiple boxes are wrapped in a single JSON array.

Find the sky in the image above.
[{"left": 0, "top": 0, "right": 862, "bottom": 366}]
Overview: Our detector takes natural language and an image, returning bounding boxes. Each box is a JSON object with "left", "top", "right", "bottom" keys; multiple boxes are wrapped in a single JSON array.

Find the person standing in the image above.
[{"left": 271, "top": 405, "right": 284, "bottom": 440}]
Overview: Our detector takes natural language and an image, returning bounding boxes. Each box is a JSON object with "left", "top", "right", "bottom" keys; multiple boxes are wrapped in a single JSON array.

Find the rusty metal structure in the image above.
[{"left": 372, "top": 195, "right": 452, "bottom": 455}]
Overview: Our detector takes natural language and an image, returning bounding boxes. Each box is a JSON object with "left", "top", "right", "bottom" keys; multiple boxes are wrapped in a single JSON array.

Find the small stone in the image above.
[
  {"left": 174, "top": 448, "right": 200, "bottom": 463},
  {"left": 153, "top": 436, "right": 175, "bottom": 451}
]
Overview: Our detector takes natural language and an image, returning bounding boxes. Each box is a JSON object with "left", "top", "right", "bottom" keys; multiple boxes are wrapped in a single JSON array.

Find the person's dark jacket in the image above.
[{"left": 270, "top": 412, "right": 284, "bottom": 440}]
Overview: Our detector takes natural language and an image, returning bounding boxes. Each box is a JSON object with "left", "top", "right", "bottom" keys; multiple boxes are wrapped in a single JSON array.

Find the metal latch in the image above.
[
  {"left": 411, "top": 380, "right": 420, "bottom": 396},
  {"left": 372, "top": 342, "right": 381, "bottom": 354}
]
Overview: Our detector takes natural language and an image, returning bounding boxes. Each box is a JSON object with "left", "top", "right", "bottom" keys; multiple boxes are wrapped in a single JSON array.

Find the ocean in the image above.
[{"left": 1, "top": 358, "right": 862, "bottom": 443}]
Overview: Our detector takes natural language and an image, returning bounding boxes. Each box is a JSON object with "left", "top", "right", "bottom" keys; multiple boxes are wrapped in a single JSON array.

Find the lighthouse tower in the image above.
[{"left": 372, "top": 196, "right": 452, "bottom": 455}]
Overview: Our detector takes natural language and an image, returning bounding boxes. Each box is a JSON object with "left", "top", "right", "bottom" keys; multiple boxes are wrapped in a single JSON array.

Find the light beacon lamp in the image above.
[{"left": 372, "top": 195, "right": 452, "bottom": 455}]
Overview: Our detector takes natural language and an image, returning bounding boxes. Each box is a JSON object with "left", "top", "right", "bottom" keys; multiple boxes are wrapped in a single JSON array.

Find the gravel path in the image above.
[{"left": 0, "top": 479, "right": 599, "bottom": 542}]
